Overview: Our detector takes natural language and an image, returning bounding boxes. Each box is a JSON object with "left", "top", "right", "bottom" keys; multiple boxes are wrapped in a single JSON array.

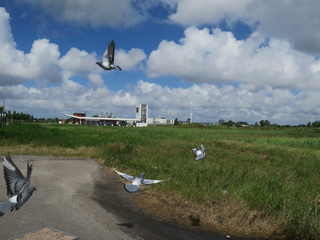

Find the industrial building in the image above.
[
  {"left": 65, "top": 104, "right": 149, "bottom": 127},
  {"left": 148, "top": 117, "right": 174, "bottom": 125},
  {"left": 65, "top": 104, "right": 176, "bottom": 127}
]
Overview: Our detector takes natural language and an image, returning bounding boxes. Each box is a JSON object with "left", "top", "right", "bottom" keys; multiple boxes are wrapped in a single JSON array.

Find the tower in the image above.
[{"left": 136, "top": 104, "right": 148, "bottom": 126}]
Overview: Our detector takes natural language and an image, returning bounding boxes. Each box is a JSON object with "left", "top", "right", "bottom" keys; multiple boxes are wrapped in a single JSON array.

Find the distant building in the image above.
[
  {"left": 65, "top": 104, "right": 148, "bottom": 127},
  {"left": 218, "top": 119, "right": 225, "bottom": 124},
  {"left": 135, "top": 104, "right": 148, "bottom": 127},
  {"left": 65, "top": 104, "right": 174, "bottom": 127},
  {"left": 148, "top": 117, "right": 174, "bottom": 125}
]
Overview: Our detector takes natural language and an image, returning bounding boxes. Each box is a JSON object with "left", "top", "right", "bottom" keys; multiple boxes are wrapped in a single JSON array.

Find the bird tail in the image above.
[{"left": 0, "top": 200, "right": 15, "bottom": 216}]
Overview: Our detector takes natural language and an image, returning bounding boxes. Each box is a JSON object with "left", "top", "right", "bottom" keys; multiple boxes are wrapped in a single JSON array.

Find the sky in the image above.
[{"left": 1, "top": 0, "right": 320, "bottom": 125}]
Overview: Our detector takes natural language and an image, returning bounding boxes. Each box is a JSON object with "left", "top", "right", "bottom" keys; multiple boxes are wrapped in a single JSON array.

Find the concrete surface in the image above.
[{"left": 0, "top": 156, "right": 254, "bottom": 240}]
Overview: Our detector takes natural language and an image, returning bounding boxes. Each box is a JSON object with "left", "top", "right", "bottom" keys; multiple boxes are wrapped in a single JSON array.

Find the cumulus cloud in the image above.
[
  {"left": 147, "top": 27, "right": 320, "bottom": 90},
  {"left": 168, "top": 0, "right": 320, "bottom": 54},
  {"left": 0, "top": 8, "right": 62, "bottom": 85},
  {"left": 116, "top": 48, "right": 147, "bottom": 71},
  {"left": 169, "top": 0, "right": 252, "bottom": 27},
  {"left": 19, "top": 0, "right": 146, "bottom": 29},
  {"left": 58, "top": 48, "right": 99, "bottom": 75},
  {"left": 1, "top": 75, "right": 319, "bottom": 125}
]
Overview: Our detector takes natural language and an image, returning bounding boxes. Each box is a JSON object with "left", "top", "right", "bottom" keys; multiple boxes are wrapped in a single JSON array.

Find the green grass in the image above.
[{"left": 1, "top": 123, "right": 320, "bottom": 239}]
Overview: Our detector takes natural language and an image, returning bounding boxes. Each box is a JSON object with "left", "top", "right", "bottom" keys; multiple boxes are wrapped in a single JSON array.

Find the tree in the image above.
[
  {"left": 174, "top": 118, "right": 179, "bottom": 125},
  {"left": 260, "top": 120, "right": 270, "bottom": 127},
  {"left": 226, "top": 120, "right": 235, "bottom": 127}
]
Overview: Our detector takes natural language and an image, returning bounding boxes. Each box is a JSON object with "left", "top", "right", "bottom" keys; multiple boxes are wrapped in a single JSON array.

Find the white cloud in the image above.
[
  {"left": 0, "top": 8, "right": 62, "bottom": 85},
  {"left": 168, "top": 0, "right": 320, "bottom": 54},
  {"left": 147, "top": 27, "right": 320, "bottom": 90},
  {"left": 116, "top": 48, "right": 147, "bottom": 71},
  {"left": 1, "top": 77, "right": 319, "bottom": 125},
  {"left": 169, "top": 0, "right": 253, "bottom": 27},
  {"left": 58, "top": 48, "right": 98, "bottom": 75},
  {"left": 20, "top": 0, "right": 146, "bottom": 29}
]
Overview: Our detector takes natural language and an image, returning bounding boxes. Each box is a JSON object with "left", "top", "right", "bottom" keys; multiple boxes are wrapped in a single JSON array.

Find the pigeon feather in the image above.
[{"left": 0, "top": 155, "right": 37, "bottom": 216}]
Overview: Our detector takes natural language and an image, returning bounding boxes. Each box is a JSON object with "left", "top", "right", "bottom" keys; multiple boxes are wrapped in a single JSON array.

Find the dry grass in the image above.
[
  {"left": 133, "top": 188, "right": 284, "bottom": 239},
  {"left": 13, "top": 227, "right": 78, "bottom": 240},
  {"left": 0, "top": 145, "right": 97, "bottom": 158}
]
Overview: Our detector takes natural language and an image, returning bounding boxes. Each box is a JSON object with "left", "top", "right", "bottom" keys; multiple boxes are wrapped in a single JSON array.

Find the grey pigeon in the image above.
[
  {"left": 96, "top": 40, "right": 122, "bottom": 71},
  {"left": 192, "top": 144, "right": 206, "bottom": 160},
  {"left": 113, "top": 168, "right": 169, "bottom": 193},
  {"left": 0, "top": 155, "right": 37, "bottom": 216}
]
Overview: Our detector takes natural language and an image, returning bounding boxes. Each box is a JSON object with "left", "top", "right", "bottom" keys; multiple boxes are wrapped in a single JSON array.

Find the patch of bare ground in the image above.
[
  {"left": 13, "top": 227, "right": 78, "bottom": 240},
  {"left": 133, "top": 188, "right": 285, "bottom": 239}
]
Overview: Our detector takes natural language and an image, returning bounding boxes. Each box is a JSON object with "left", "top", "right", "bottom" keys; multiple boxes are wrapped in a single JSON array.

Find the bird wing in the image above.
[
  {"left": 192, "top": 148, "right": 198, "bottom": 156},
  {"left": 142, "top": 178, "right": 170, "bottom": 185},
  {"left": 103, "top": 40, "right": 115, "bottom": 65},
  {"left": 3, "top": 155, "right": 27, "bottom": 197},
  {"left": 195, "top": 153, "right": 205, "bottom": 160},
  {"left": 26, "top": 162, "right": 33, "bottom": 181},
  {"left": 113, "top": 168, "right": 134, "bottom": 182}
]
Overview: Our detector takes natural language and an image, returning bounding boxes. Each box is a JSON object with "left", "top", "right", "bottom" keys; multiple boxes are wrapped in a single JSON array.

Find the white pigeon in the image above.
[
  {"left": 192, "top": 144, "right": 206, "bottom": 160},
  {"left": 0, "top": 155, "right": 37, "bottom": 216},
  {"left": 96, "top": 40, "right": 122, "bottom": 71},
  {"left": 113, "top": 168, "right": 169, "bottom": 193}
]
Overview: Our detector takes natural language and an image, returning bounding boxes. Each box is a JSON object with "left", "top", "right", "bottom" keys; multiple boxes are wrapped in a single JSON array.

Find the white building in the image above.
[
  {"left": 135, "top": 104, "right": 148, "bottom": 127},
  {"left": 148, "top": 117, "right": 174, "bottom": 125},
  {"left": 65, "top": 104, "right": 149, "bottom": 127}
]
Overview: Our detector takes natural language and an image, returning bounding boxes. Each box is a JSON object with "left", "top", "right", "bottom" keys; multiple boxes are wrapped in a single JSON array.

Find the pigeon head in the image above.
[{"left": 139, "top": 173, "right": 145, "bottom": 179}]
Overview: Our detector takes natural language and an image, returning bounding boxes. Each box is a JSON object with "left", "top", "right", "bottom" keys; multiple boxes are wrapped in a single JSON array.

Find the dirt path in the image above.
[{"left": 0, "top": 156, "right": 256, "bottom": 240}]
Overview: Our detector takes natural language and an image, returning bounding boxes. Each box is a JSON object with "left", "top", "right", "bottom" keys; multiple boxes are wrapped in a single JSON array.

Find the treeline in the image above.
[
  {"left": 6, "top": 111, "right": 34, "bottom": 122},
  {"left": 220, "top": 119, "right": 320, "bottom": 128},
  {"left": 5, "top": 111, "right": 60, "bottom": 123}
]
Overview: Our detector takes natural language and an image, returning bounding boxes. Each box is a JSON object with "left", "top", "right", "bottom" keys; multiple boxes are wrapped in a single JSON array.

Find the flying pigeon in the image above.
[
  {"left": 192, "top": 144, "right": 206, "bottom": 160},
  {"left": 96, "top": 40, "right": 122, "bottom": 71},
  {"left": 0, "top": 155, "right": 37, "bottom": 216},
  {"left": 113, "top": 168, "right": 169, "bottom": 193}
]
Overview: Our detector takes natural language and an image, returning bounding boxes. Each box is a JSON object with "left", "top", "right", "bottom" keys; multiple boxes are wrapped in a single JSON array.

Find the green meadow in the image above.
[{"left": 1, "top": 123, "right": 320, "bottom": 239}]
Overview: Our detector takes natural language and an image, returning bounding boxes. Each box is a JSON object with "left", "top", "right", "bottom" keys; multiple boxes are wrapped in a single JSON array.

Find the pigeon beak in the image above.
[{"left": 35, "top": 187, "right": 38, "bottom": 191}]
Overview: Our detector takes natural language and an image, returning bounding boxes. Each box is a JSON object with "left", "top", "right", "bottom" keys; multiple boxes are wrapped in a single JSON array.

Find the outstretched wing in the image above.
[
  {"left": 192, "top": 148, "right": 197, "bottom": 155},
  {"left": 142, "top": 178, "right": 170, "bottom": 186},
  {"left": 3, "top": 155, "right": 27, "bottom": 197},
  {"left": 103, "top": 40, "right": 115, "bottom": 65},
  {"left": 26, "top": 162, "right": 33, "bottom": 181},
  {"left": 195, "top": 153, "right": 206, "bottom": 160},
  {"left": 113, "top": 168, "right": 134, "bottom": 182}
]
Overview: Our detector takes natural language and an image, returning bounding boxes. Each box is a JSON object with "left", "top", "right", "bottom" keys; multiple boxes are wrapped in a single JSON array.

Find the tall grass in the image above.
[{"left": 1, "top": 123, "right": 320, "bottom": 239}]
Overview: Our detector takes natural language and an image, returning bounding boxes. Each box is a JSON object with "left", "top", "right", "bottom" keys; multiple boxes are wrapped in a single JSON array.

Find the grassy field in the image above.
[{"left": 1, "top": 123, "right": 320, "bottom": 239}]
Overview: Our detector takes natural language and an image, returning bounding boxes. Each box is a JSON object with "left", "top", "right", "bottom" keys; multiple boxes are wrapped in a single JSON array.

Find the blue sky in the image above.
[{"left": 1, "top": 0, "right": 320, "bottom": 125}]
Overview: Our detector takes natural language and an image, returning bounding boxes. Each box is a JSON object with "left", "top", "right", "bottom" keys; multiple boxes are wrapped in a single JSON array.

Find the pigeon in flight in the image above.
[
  {"left": 192, "top": 144, "right": 206, "bottom": 160},
  {"left": 113, "top": 168, "right": 169, "bottom": 193},
  {"left": 0, "top": 155, "right": 37, "bottom": 216},
  {"left": 96, "top": 40, "right": 122, "bottom": 71}
]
